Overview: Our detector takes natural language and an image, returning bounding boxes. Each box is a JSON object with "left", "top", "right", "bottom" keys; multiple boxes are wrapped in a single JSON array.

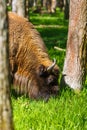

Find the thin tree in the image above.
[
  {"left": 25, "top": 0, "right": 29, "bottom": 19},
  {"left": 64, "top": 0, "right": 69, "bottom": 19},
  {"left": 41, "top": 0, "right": 47, "bottom": 7},
  {"left": 0, "top": 0, "right": 14, "bottom": 130},
  {"left": 7, "top": 0, "right": 12, "bottom": 7},
  {"left": 57, "top": 0, "right": 64, "bottom": 11},
  {"left": 51, "top": 0, "right": 57, "bottom": 13},
  {"left": 61, "top": 0, "right": 87, "bottom": 91}
]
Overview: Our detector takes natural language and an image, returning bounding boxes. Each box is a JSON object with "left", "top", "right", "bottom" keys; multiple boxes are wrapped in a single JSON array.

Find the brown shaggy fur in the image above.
[{"left": 8, "top": 12, "right": 59, "bottom": 100}]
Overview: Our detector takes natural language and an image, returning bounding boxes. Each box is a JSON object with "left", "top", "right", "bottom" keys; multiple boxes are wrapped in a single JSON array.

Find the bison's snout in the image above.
[{"left": 50, "top": 85, "right": 59, "bottom": 95}]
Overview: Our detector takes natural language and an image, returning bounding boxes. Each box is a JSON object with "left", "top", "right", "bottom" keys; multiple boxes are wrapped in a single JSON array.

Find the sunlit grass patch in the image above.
[{"left": 12, "top": 87, "right": 87, "bottom": 130}]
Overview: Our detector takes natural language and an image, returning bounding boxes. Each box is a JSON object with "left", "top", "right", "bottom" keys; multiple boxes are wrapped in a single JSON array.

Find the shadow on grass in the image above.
[
  {"left": 30, "top": 17, "right": 68, "bottom": 26},
  {"left": 37, "top": 27, "right": 68, "bottom": 49},
  {"left": 29, "top": 8, "right": 68, "bottom": 26}
]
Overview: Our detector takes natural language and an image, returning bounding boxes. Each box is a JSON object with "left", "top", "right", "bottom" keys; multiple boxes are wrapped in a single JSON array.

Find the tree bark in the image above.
[
  {"left": 0, "top": 0, "right": 14, "bottom": 130},
  {"left": 61, "top": 0, "right": 87, "bottom": 91}
]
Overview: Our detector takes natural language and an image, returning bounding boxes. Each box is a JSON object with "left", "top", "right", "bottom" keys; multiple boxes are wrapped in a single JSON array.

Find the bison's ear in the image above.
[{"left": 37, "top": 64, "right": 48, "bottom": 77}]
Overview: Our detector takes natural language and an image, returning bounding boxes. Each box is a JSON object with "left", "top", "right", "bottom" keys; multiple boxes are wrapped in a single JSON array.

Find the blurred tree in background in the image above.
[
  {"left": 7, "top": 0, "right": 69, "bottom": 19},
  {"left": 12, "top": 0, "right": 26, "bottom": 17}
]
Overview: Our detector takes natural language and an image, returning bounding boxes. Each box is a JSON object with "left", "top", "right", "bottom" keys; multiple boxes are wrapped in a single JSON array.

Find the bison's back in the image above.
[
  {"left": 8, "top": 12, "right": 52, "bottom": 73},
  {"left": 8, "top": 12, "right": 47, "bottom": 55}
]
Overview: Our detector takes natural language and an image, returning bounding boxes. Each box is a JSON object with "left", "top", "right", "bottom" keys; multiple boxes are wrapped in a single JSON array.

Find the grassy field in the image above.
[{"left": 12, "top": 9, "right": 87, "bottom": 130}]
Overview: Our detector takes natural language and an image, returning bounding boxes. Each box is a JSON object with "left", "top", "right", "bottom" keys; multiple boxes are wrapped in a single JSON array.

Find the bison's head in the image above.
[
  {"left": 13, "top": 59, "right": 59, "bottom": 101},
  {"left": 34, "top": 59, "right": 59, "bottom": 101}
]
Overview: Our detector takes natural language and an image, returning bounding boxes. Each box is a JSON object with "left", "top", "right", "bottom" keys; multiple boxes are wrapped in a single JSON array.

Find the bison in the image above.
[{"left": 8, "top": 12, "right": 59, "bottom": 100}]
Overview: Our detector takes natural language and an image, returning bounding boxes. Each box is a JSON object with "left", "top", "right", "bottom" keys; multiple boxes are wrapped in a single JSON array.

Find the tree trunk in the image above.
[
  {"left": 25, "top": 0, "right": 29, "bottom": 19},
  {"left": 42, "top": 0, "right": 47, "bottom": 7},
  {"left": 33, "top": 0, "right": 37, "bottom": 7},
  {"left": 46, "top": 0, "right": 51, "bottom": 13},
  {"left": 12, "top": 0, "right": 26, "bottom": 17},
  {"left": 61, "top": 0, "right": 87, "bottom": 91},
  {"left": 51, "top": 0, "right": 57, "bottom": 13},
  {"left": 64, "top": 0, "right": 69, "bottom": 19},
  {"left": 28, "top": 0, "right": 33, "bottom": 7},
  {"left": 0, "top": 1, "right": 13, "bottom": 130}
]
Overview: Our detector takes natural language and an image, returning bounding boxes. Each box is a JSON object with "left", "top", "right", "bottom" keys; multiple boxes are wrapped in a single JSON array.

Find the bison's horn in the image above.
[{"left": 47, "top": 58, "right": 56, "bottom": 71}]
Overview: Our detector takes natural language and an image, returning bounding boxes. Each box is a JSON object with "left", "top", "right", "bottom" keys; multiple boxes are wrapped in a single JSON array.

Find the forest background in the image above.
[{"left": 0, "top": 0, "right": 87, "bottom": 130}]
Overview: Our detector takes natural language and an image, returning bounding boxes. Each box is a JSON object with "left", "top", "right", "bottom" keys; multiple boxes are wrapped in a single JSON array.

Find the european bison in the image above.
[{"left": 8, "top": 12, "right": 59, "bottom": 100}]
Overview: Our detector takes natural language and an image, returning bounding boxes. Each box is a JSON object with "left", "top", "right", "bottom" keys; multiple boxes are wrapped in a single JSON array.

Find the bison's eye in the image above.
[{"left": 46, "top": 75, "right": 56, "bottom": 86}]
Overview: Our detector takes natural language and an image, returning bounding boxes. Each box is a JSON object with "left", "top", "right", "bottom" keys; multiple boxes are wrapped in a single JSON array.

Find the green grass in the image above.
[
  {"left": 12, "top": 87, "right": 87, "bottom": 130},
  {"left": 12, "top": 9, "right": 87, "bottom": 130}
]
